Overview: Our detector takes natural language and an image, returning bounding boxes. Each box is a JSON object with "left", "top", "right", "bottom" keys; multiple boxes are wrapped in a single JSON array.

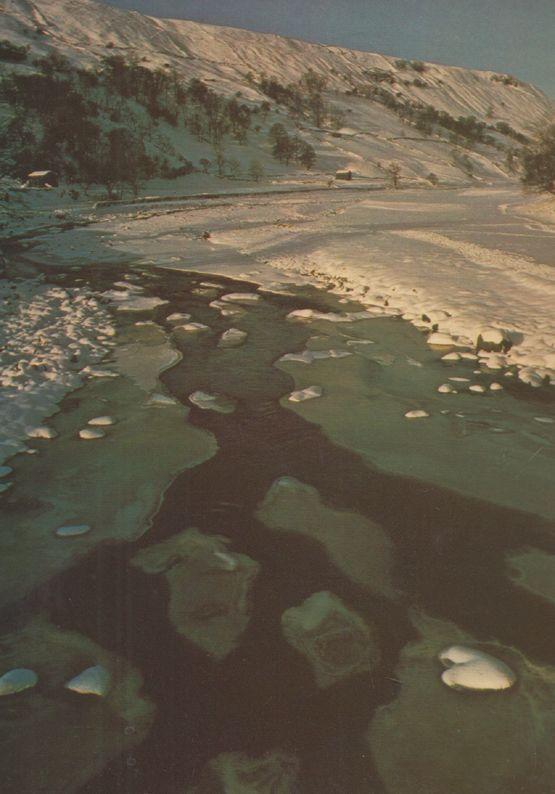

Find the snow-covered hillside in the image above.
[{"left": 0, "top": 0, "right": 553, "bottom": 186}]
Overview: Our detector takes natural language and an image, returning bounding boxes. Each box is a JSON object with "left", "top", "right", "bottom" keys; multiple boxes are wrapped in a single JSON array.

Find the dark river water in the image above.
[{"left": 10, "top": 265, "right": 555, "bottom": 793}]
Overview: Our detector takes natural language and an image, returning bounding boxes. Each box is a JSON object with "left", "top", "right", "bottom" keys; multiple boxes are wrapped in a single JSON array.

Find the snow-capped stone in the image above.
[
  {"left": 189, "top": 390, "right": 236, "bottom": 413},
  {"left": 221, "top": 292, "right": 261, "bottom": 305},
  {"left": 55, "top": 524, "right": 91, "bottom": 537},
  {"left": 405, "top": 410, "right": 429, "bottom": 419},
  {"left": 0, "top": 668, "right": 38, "bottom": 696},
  {"left": 166, "top": 312, "right": 191, "bottom": 323},
  {"left": 175, "top": 322, "right": 209, "bottom": 333},
  {"left": 26, "top": 426, "right": 57, "bottom": 439},
  {"left": 64, "top": 665, "right": 111, "bottom": 696},
  {"left": 469, "top": 384, "right": 486, "bottom": 393},
  {"left": 439, "top": 645, "right": 516, "bottom": 691},
  {"left": 518, "top": 368, "right": 547, "bottom": 388},
  {"left": 218, "top": 328, "right": 248, "bottom": 348},
  {"left": 148, "top": 392, "right": 178, "bottom": 406},
  {"left": 438, "top": 383, "right": 456, "bottom": 394},
  {"left": 427, "top": 332, "right": 457, "bottom": 346},
  {"left": 78, "top": 428, "right": 106, "bottom": 440},
  {"left": 87, "top": 416, "right": 115, "bottom": 426},
  {"left": 476, "top": 326, "right": 512, "bottom": 353},
  {"left": 441, "top": 352, "right": 461, "bottom": 361},
  {"left": 82, "top": 367, "right": 118, "bottom": 378},
  {"left": 489, "top": 382, "right": 504, "bottom": 391},
  {"left": 534, "top": 416, "right": 555, "bottom": 424},
  {"left": 288, "top": 385, "right": 323, "bottom": 402},
  {"left": 279, "top": 349, "right": 351, "bottom": 364}
]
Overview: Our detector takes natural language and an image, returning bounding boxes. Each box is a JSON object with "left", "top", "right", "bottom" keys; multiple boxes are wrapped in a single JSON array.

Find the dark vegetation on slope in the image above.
[
  {"left": 0, "top": 50, "right": 316, "bottom": 194},
  {"left": 521, "top": 124, "right": 555, "bottom": 193}
]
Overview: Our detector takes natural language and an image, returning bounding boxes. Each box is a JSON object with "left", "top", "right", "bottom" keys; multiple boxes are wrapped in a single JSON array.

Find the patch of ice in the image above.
[
  {"left": 55, "top": 524, "right": 92, "bottom": 537},
  {"left": 405, "top": 410, "right": 429, "bottom": 419}
]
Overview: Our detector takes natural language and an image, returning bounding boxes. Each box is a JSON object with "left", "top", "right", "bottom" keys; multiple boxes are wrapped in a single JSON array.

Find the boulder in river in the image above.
[
  {"left": 132, "top": 528, "right": 259, "bottom": 660},
  {"left": 281, "top": 591, "right": 380, "bottom": 689}
]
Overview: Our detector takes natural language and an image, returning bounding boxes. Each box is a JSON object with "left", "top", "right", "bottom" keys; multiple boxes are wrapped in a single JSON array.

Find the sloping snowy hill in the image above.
[{"left": 1, "top": 0, "right": 553, "bottom": 185}]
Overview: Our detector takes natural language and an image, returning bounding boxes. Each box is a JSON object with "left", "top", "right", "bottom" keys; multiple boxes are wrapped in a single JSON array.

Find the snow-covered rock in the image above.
[
  {"left": 218, "top": 328, "right": 248, "bottom": 348},
  {"left": 189, "top": 390, "right": 236, "bottom": 413},
  {"left": 288, "top": 385, "right": 323, "bottom": 402},
  {"left": 64, "top": 665, "right": 111, "bottom": 696},
  {"left": 279, "top": 349, "right": 351, "bottom": 364},
  {"left": 166, "top": 312, "right": 191, "bottom": 323},
  {"left": 26, "top": 426, "right": 57, "bottom": 440},
  {"left": 405, "top": 409, "right": 429, "bottom": 419},
  {"left": 221, "top": 293, "right": 261, "bottom": 305},
  {"left": 0, "top": 668, "right": 38, "bottom": 696},
  {"left": 87, "top": 416, "right": 114, "bottom": 426},
  {"left": 476, "top": 326, "right": 512, "bottom": 353},
  {"left": 78, "top": 428, "right": 106, "bottom": 440},
  {"left": 439, "top": 645, "right": 516, "bottom": 691}
]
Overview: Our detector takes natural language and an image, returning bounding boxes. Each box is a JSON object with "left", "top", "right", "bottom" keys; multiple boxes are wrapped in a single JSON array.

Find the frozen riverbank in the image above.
[{"left": 23, "top": 185, "right": 555, "bottom": 391}]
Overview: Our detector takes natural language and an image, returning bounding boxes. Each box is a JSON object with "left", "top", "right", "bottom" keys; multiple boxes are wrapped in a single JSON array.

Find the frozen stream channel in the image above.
[{"left": 0, "top": 257, "right": 553, "bottom": 793}]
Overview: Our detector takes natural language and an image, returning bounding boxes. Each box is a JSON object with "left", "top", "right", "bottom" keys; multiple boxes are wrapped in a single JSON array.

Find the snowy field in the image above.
[{"left": 25, "top": 184, "right": 555, "bottom": 387}]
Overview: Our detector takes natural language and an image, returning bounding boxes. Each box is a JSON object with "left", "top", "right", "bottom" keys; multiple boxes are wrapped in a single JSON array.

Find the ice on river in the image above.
[
  {"left": 281, "top": 591, "right": 380, "bottom": 689},
  {"left": 257, "top": 477, "right": 396, "bottom": 597},
  {"left": 132, "top": 528, "right": 259, "bottom": 660},
  {"left": 368, "top": 611, "right": 555, "bottom": 794}
]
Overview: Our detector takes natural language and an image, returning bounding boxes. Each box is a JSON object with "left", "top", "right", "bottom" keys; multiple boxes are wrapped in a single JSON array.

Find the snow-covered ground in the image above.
[
  {"left": 1, "top": 0, "right": 552, "bottom": 187},
  {"left": 0, "top": 277, "right": 116, "bottom": 464}
]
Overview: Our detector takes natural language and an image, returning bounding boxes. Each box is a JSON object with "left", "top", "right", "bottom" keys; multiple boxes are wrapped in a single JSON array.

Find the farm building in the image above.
[{"left": 25, "top": 170, "right": 59, "bottom": 187}]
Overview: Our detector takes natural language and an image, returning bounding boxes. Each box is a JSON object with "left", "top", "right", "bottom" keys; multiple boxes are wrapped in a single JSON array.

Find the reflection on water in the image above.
[{"left": 1, "top": 266, "right": 554, "bottom": 793}]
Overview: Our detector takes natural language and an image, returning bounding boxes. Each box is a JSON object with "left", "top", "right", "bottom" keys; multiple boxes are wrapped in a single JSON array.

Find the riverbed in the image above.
[{"left": 1, "top": 258, "right": 554, "bottom": 793}]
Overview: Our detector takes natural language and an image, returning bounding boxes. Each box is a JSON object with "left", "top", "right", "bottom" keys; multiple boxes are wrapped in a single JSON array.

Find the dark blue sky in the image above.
[{"left": 105, "top": 0, "right": 555, "bottom": 96}]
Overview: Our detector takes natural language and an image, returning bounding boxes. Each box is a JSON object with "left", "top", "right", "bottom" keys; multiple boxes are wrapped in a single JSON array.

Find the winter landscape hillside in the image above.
[
  {"left": 1, "top": 0, "right": 553, "bottom": 189},
  {"left": 0, "top": 2, "right": 555, "bottom": 794}
]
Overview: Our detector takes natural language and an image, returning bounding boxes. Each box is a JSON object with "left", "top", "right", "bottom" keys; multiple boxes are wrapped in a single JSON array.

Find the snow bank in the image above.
[{"left": 0, "top": 279, "right": 116, "bottom": 464}]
